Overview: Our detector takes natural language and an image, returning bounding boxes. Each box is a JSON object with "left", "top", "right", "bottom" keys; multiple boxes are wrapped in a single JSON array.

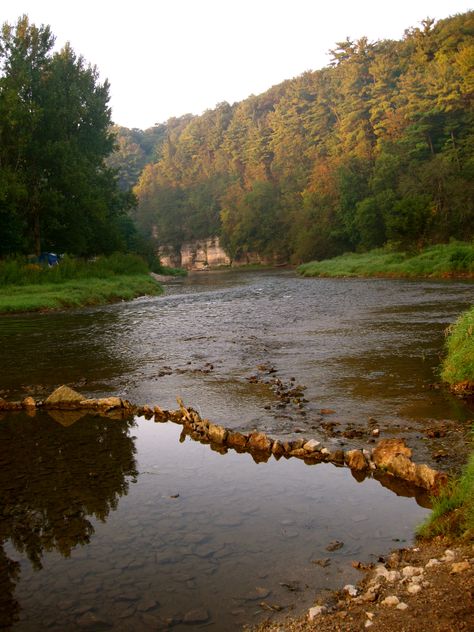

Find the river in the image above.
[{"left": 0, "top": 269, "right": 473, "bottom": 630}]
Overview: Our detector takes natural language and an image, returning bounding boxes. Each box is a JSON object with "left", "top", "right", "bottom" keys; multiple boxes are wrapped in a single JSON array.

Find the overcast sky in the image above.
[{"left": 2, "top": 1, "right": 472, "bottom": 129}]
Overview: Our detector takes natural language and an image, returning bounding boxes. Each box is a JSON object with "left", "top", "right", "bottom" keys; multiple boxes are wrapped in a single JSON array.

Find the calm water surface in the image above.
[{"left": 1, "top": 269, "right": 473, "bottom": 629}]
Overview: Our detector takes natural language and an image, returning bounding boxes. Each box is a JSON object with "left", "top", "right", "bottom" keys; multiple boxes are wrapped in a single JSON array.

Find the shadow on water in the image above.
[
  {"left": 0, "top": 410, "right": 430, "bottom": 631},
  {"left": 0, "top": 411, "right": 137, "bottom": 629}
]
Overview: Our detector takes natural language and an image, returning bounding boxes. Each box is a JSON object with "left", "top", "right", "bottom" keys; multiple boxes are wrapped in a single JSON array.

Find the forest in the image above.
[{"left": 121, "top": 11, "right": 474, "bottom": 263}]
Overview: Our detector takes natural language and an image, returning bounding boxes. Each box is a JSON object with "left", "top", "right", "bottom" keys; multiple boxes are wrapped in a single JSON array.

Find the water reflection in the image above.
[
  {"left": 0, "top": 411, "right": 431, "bottom": 631},
  {"left": 0, "top": 411, "right": 137, "bottom": 628}
]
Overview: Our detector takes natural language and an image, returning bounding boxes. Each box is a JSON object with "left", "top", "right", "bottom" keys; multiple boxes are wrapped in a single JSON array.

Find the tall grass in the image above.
[
  {"left": 441, "top": 306, "right": 474, "bottom": 390},
  {"left": 418, "top": 451, "right": 474, "bottom": 539},
  {"left": 0, "top": 253, "right": 150, "bottom": 286},
  {"left": 297, "top": 242, "right": 474, "bottom": 278}
]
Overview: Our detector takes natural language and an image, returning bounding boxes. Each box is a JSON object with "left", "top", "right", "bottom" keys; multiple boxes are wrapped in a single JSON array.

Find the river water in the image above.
[{"left": 0, "top": 269, "right": 473, "bottom": 630}]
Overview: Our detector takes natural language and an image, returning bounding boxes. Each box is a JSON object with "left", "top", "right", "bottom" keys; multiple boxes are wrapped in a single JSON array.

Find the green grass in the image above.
[
  {"left": 0, "top": 275, "right": 162, "bottom": 313},
  {"left": 440, "top": 305, "right": 474, "bottom": 392},
  {"left": 297, "top": 242, "right": 474, "bottom": 278},
  {"left": 418, "top": 451, "right": 474, "bottom": 539}
]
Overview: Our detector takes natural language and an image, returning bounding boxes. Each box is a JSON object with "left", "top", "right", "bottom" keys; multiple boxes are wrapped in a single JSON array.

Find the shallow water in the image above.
[
  {"left": 1, "top": 411, "right": 429, "bottom": 631},
  {"left": 1, "top": 269, "right": 473, "bottom": 629}
]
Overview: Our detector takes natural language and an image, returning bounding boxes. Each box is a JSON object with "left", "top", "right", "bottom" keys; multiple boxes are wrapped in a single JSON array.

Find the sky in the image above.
[{"left": 2, "top": 1, "right": 473, "bottom": 129}]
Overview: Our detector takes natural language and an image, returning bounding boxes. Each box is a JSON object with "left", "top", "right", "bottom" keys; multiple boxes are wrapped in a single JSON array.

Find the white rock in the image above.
[
  {"left": 365, "top": 620, "right": 373, "bottom": 628},
  {"left": 303, "top": 439, "right": 321, "bottom": 452},
  {"left": 441, "top": 549, "right": 455, "bottom": 562},
  {"left": 308, "top": 606, "right": 326, "bottom": 621},
  {"left": 396, "top": 602, "right": 409, "bottom": 611},
  {"left": 365, "top": 612, "right": 375, "bottom": 621},
  {"left": 425, "top": 558, "right": 440, "bottom": 568},
  {"left": 381, "top": 595, "right": 400, "bottom": 606},
  {"left": 402, "top": 566, "right": 424, "bottom": 578},
  {"left": 344, "top": 584, "right": 358, "bottom": 597},
  {"left": 407, "top": 584, "right": 422, "bottom": 595},
  {"left": 374, "top": 565, "right": 400, "bottom": 583}
]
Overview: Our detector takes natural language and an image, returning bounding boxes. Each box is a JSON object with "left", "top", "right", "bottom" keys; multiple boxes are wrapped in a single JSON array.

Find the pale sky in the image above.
[{"left": 2, "top": 1, "right": 473, "bottom": 129}]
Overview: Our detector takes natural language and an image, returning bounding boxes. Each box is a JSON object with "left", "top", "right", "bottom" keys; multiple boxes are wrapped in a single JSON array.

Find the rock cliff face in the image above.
[{"left": 158, "top": 237, "right": 275, "bottom": 270}]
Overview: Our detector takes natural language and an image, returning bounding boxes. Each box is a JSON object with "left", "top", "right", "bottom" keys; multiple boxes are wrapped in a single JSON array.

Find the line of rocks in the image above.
[{"left": 0, "top": 385, "right": 448, "bottom": 493}]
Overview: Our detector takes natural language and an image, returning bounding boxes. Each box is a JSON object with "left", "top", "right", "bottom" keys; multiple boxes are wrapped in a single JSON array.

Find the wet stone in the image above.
[{"left": 183, "top": 608, "right": 210, "bottom": 624}]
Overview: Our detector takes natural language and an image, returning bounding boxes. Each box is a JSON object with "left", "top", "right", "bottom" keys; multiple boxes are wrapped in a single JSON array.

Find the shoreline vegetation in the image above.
[
  {"left": 0, "top": 253, "right": 170, "bottom": 314},
  {"left": 297, "top": 242, "right": 474, "bottom": 279}
]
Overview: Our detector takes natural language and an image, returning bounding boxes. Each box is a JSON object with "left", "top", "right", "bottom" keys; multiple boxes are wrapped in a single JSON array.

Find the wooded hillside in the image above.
[{"left": 121, "top": 11, "right": 473, "bottom": 263}]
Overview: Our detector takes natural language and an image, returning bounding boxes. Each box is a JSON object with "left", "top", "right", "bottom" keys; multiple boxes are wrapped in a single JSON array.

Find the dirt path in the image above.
[{"left": 249, "top": 537, "right": 474, "bottom": 632}]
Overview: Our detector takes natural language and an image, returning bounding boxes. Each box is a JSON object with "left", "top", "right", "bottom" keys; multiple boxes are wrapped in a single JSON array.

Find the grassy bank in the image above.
[
  {"left": 297, "top": 242, "right": 474, "bottom": 278},
  {"left": 419, "top": 305, "right": 474, "bottom": 539},
  {"left": 0, "top": 254, "right": 163, "bottom": 313},
  {"left": 440, "top": 305, "right": 474, "bottom": 395}
]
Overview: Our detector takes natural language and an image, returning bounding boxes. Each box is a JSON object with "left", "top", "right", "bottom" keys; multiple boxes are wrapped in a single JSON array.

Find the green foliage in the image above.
[
  {"left": 441, "top": 304, "right": 474, "bottom": 388},
  {"left": 0, "top": 15, "right": 133, "bottom": 257},
  {"left": 0, "top": 253, "right": 150, "bottom": 286},
  {"left": 123, "top": 11, "right": 474, "bottom": 263}
]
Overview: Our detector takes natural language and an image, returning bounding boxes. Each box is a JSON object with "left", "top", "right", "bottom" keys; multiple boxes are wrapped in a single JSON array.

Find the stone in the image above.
[
  {"left": 372, "top": 438, "right": 412, "bottom": 468},
  {"left": 44, "top": 385, "right": 85, "bottom": 409},
  {"left": 343, "top": 584, "right": 358, "bottom": 597},
  {"left": 248, "top": 432, "right": 272, "bottom": 452},
  {"left": 271, "top": 440, "right": 285, "bottom": 456},
  {"left": 22, "top": 396, "right": 36, "bottom": 409},
  {"left": 226, "top": 431, "right": 248, "bottom": 450},
  {"left": 207, "top": 423, "right": 227, "bottom": 444},
  {"left": 397, "top": 602, "right": 409, "bottom": 610},
  {"left": 381, "top": 595, "right": 400, "bottom": 606},
  {"left": 402, "top": 566, "right": 424, "bottom": 578},
  {"left": 326, "top": 540, "right": 344, "bottom": 552},
  {"left": 329, "top": 450, "right": 345, "bottom": 465},
  {"left": 303, "top": 439, "right": 321, "bottom": 452},
  {"left": 451, "top": 561, "right": 470, "bottom": 574},
  {"left": 308, "top": 605, "right": 326, "bottom": 621},
  {"left": 289, "top": 448, "right": 306, "bottom": 457},
  {"left": 407, "top": 584, "right": 422, "bottom": 595},
  {"left": 183, "top": 608, "right": 209, "bottom": 624},
  {"left": 441, "top": 550, "right": 456, "bottom": 562},
  {"left": 345, "top": 449, "right": 368, "bottom": 472},
  {"left": 414, "top": 463, "right": 448, "bottom": 492},
  {"left": 425, "top": 558, "right": 440, "bottom": 568},
  {"left": 365, "top": 621, "right": 373, "bottom": 628}
]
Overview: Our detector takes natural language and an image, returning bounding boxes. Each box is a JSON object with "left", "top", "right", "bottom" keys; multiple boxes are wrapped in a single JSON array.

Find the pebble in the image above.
[
  {"left": 407, "top": 584, "right": 422, "bottom": 595},
  {"left": 343, "top": 584, "right": 358, "bottom": 597},
  {"left": 183, "top": 608, "right": 210, "bottom": 624},
  {"left": 308, "top": 605, "right": 326, "bottom": 621},
  {"left": 451, "top": 561, "right": 470, "bottom": 574},
  {"left": 365, "top": 620, "right": 373, "bottom": 628},
  {"left": 441, "top": 549, "right": 456, "bottom": 562},
  {"left": 397, "top": 602, "right": 409, "bottom": 611},
  {"left": 425, "top": 558, "right": 440, "bottom": 568},
  {"left": 381, "top": 595, "right": 400, "bottom": 606},
  {"left": 402, "top": 566, "right": 424, "bottom": 578}
]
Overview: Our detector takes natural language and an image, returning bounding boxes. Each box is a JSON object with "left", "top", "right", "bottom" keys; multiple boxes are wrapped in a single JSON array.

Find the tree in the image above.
[{"left": 0, "top": 16, "right": 131, "bottom": 256}]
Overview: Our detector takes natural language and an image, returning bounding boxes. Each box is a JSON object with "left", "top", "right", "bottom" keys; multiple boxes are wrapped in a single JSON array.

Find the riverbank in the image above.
[
  {"left": 0, "top": 275, "right": 162, "bottom": 313},
  {"left": 250, "top": 297, "right": 474, "bottom": 632},
  {"left": 0, "top": 253, "right": 163, "bottom": 313},
  {"left": 249, "top": 537, "right": 474, "bottom": 632},
  {"left": 297, "top": 242, "right": 474, "bottom": 279}
]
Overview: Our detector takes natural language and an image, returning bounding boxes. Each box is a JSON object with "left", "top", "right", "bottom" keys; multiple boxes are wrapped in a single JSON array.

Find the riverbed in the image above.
[{"left": 0, "top": 269, "right": 473, "bottom": 630}]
